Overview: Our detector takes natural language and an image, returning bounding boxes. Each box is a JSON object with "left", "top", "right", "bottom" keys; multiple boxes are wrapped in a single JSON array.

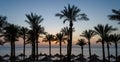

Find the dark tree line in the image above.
[{"left": 0, "top": 4, "right": 120, "bottom": 62}]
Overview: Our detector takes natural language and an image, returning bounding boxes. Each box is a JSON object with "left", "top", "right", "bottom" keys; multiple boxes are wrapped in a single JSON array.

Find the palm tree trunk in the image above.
[
  {"left": 33, "top": 41, "right": 35, "bottom": 61},
  {"left": 36, "top": 35, "right": 39, "bottom": 61},
  {"left": 32, "top": 41, "right": 35, "bottom": 61},
  {"left": 81, "top": 46, "right": 83, "bottom": 62},
  {"left": 13, "top": 42, "right": 15, "bottom": 62},
  {"left": 23, "top": 35, "right": 25, "bottom": 61},
  {"left": 106, "top": 42, "right": 110, "bottom": 62},
  {"left": 49, "top": 40, "right": 51, "bottom": 58},
  {"left": 60, "top": 41, "right": 62, "bottom": 62},
  {"left": 68, "top": 21, "right": 73, "bottom": 62},
  {"left": 115, "top": 42, "right": 117, "bottom": 61},
  {"left": 88, "top": 39, "right": 91, "bottom": 58},
  {"left": 31, "top": 42, "right": 33, "bottom": 60},
  {"left": 11, "top": 42, "right": 14, "bottom": 62},
  {"left": 67, "top": 39, "right": 70, "bottom": 61},
  {"left": 102, "top": 40, "right": 105, "bottom": 62}
]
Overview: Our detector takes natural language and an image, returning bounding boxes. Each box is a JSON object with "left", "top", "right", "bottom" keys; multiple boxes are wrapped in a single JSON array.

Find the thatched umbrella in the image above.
[
  {"left": 54, "top": 53, "right": 60, "bottom": 60},
  {"left": 75, "top": 57, "right": 87, "bottom": 62},
  {"left": 107, "top": 54, "right": 116, "bottom": 62},
  {"left": 3, "top": 54, "right": 10, "bottom": 60},
  {"left": 88, "top": 54, "right": 101, "bottom": 62},
  {"left": 18, "top": 53, "right": 26, "bottom": 60},
  {"left": 3, "top": 54, "right": 10, "bottom": 58},
  {"left": 39, "top": 55, "right": 52, "bottom": 61},
  {"left": 71, "top": 54, "right": 77, "bottom": 61},
  {"left": 74, "top": 54, "right": 87, "bottom": 62}
]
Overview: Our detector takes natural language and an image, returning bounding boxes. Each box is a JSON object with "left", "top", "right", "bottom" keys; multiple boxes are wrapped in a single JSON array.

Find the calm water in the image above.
[{"left": 0, "top": 47, "right": 120, "bottom": 59}]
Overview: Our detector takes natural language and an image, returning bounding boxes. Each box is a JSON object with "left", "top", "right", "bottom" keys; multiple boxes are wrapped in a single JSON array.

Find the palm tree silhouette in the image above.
[
  {"left": 94, "top": 24, "right": 117, "bottom": 62},
  {"left": 0, "top": 16, "right": 9, "bottom": 36},
  {"left": 55, "top": 4, "right": 89, "bottom": 61},
  {"left": 27, "top": 30, "right": 35, "bottom": 60},
  {"left": 61, "top": 27, "right": 69, "bottom": 60},
  {"left": 3, "top": 24, "right": 19, "bottom": 62},
  {"left": 0, "top": 16, "right": 7, "bottom": 31},
  {"left": 43, "top": 34, "right": 55, "bottom": 59},
  {"left": 35, "top": 25, "right": 45, "bottom": 60},
  {"left": 25, "top": 12, "right": 44, "bottom": 60},
  {"left": 110, "top": 34, "right": 120, "bottom": 61},
  {"left": 76, "top": 39, "right": 86, "bottom": 62},
  {"left": 55, "top": 32, "right": 66, "bottom": 61},
  {"left": 105, "top": 34, "right": 112, "bottom": 62},
  {"left": 108, "top": 9, "right": 120, "bottom": 24},
  {"left": 80, "top": 30, "right": 95, "bottom": 58},
  {"left": 0, "top": 16, "right": 7, "bottom": 46},
  {"left": 19, "top": 27, "right": 29, "bottom": 61}
]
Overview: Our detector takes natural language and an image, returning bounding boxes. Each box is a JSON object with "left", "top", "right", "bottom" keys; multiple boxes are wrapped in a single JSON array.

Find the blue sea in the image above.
[{"left": 0, "top": 46, "right": 120, "bottom": 59}]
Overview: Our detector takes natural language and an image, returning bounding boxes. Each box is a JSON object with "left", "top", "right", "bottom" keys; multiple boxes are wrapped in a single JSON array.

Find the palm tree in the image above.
[
  {"left": 110, "top": 34, "right": 120, "bottom": 61},
  {"left": 25, "top": 12, "right": 44, "bottom": 60},
  {"left": 61, "top": 27, "right": 69, "bottom": 59},
  {"left": 3, "top": 24, "right": 19, "bottom": 62},
  {"left": 27, "top": 30, "right": 35, "bottom": 60},
  {"left": 0, "top": 15, "right": 9, "bottom": 37},
  {"left": 35, "top": 25, "right": 45, "bottom": 60},
  {"left": 55, "top": 33, "right": 66, "bottom": 61},
  {"left": 55, "top": 4, "right": 89, "bottom": 61},
  {"left": 108, "top": 9, "right": 120, "bottom": 24},
  {"left": 0, "top": 14, "right": 7, "bottom": 43},
  {"left": 76, "top": 39, "right": 86, "bottom": 62},
  {"left": 80, "top": 30, "right": 95, "bottom": 58},
  {"left": 94, "top": 24, "right": 117, "bottom": 62},
  {"left": 43, "top": 34, "right": 55, "bottom": 58},
  {"left": 0, "top": 16, "right": 7, "bottom": 31},
  {"left": 105, "top": 34, "right": 112, "bottom": 62},
  {"left": 19, "top": 27, "right": 29, "bottom": 61}
]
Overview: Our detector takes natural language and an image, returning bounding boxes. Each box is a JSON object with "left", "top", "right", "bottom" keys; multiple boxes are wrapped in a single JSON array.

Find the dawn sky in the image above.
[{"left": 0, "top": 0, "right": 120, "bottom": 47}]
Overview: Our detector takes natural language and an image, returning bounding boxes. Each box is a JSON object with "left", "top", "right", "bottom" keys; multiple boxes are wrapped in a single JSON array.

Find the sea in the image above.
[{"left": 0, "top": 46, "right": 120, "bottom": 59}]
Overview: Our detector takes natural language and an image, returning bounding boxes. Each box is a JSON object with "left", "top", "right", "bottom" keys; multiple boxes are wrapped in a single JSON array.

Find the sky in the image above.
[{"left": 0, "top": 0, "right": 120, "bottom": 47}]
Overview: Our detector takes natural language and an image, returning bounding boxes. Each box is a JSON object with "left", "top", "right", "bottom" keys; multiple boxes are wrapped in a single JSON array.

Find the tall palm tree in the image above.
[
  {"left": 55, "top": 33, "right": 66, "bottom": 61},
  {"left": 43, "top": 34, "right": 55, "bottom": 58},
  {"left": 76, "top": 39, "right": 86, "bottom": 62},
  {"left": 55, "top": 4, "right": 89, "bottom": 61},
  {"left": 25, "top": 12, "right": 44, "bottom": 60},
  {"left": 19, "top": 27, "right": 29, "bottom": 61},
  {"left": 80, "top": 30, "right": 95, "bottom": 58},
  {"left": 35, "top": 25, "right": 45, "bottom": 60},
  {"left": 94, "top": 24, "right": 117, "bottom": 62},
  {"left": 27, "top": 30, "right": 35, "bottom": 60},
  {"left": 3, "top": 24, "right": 19, "bottom": 62},
  {"left": 105, "top": 34, "right": 112, "bottom": 62},
  {"left": 61, "top": 26, "right": 70, "bottom": 59},
  {"left": 108, "top": 9, "right": 120, "bottom": 24},
  {"left": 110, "top": 34, "right": 120, "bottom": 61}
]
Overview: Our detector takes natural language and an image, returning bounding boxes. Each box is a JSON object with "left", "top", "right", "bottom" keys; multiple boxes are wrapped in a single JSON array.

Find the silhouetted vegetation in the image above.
[
  {"left": 76, "top": 39, "right": 86, "bottom": 62},
  {"left": 108, "top": 9, "right": 120, "bottom": 24},
  {"left": 80, "top": 30, "right": 96, "bottom": 58},
  {"left": 43, "top": 34, "right": 55, "bottom": 59},
  {"left": 55, "top": 4, "right": 89, "bottom": 62},
  {"left": 0, "top": 4, "right": 120, "bottom": 62},
  {"left": 94, "top": 24, "right": 117, "bottom": 62}
]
